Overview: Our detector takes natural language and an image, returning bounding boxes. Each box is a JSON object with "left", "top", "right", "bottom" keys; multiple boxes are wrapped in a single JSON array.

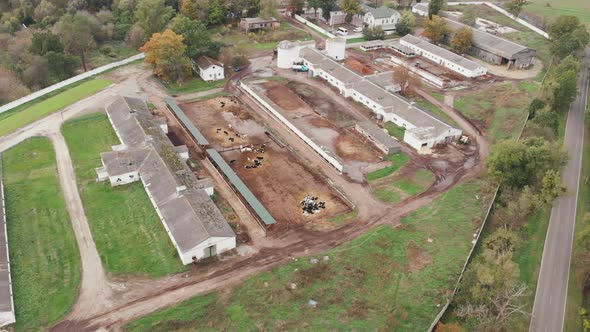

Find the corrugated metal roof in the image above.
[
  {"left": 444, "top": 18, "right": 534, "bottom": 59},
  {"left": 361, "top": 4, "right": 398, "bottom": 19},
  {"left": 206, "top": 149, "right": 276, "bottom": 225},
  {"left": 165, "top": 98, "right": 209, "bottom": 146}
]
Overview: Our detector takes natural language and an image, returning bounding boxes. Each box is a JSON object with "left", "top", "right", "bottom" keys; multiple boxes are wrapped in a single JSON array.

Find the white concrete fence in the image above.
[
  {"left": 294, "top": 14, "right": 336, "bottom": 38},
  {"left": 0, "top": 53, "right": 145, "bottom": 115},
  {"left": 240, "top": 81, "right": 345, "bottom": 173}
]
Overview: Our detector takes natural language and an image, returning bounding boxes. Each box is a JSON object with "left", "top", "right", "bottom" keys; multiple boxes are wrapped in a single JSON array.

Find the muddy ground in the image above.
[
  {"left": 252, "top": 80, "right": 383, "bottom": 182},
  {"left": 180, "top": 96, "right": 352, "bottom": 233}
]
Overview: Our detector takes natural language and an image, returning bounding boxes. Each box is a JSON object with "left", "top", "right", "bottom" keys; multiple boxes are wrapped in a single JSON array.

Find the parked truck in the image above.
[{"left": 291, "top": 65, "right": 309, "bottom": 72}]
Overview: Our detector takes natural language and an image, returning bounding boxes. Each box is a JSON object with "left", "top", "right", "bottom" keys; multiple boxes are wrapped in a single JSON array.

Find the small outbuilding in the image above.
[
  {"left": 193, "top": 56, "right": 225, "bottom": 82},
  {"left": 240, "top": 17, "right": 280, "bottom": 32}
]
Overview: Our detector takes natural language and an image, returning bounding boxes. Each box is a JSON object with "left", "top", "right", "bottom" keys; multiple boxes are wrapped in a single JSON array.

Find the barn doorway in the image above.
[{"left": 204, "top": 245, "right": 217, "bottom": 258}]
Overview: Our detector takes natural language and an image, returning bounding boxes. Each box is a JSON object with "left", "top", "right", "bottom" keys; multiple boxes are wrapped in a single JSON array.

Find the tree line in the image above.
[{"left": 0, "top": 0, "right": 273, "bottom": 105}]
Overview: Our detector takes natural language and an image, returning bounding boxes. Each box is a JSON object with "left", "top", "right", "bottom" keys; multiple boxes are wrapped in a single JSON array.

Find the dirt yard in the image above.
[
  {"left": 180, "top": 96, "right": 352, "bottom": 232},
  {"left": 251, "top": 80, "right": 382, "bottom": 182}
]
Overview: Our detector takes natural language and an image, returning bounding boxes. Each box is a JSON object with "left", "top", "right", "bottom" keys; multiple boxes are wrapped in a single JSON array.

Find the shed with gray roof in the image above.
[
  {"left": 97, "top": 96, "right": 235, "bottom": 264},
  {"left": 444, "top": 18, "right": 536, "bottom": 68},
  {"left": 400, "top": 34, "right": 487, "bottom": 78}
]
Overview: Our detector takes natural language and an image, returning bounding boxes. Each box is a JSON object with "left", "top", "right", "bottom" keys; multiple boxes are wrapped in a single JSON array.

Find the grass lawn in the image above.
[
  {"left": 454, "top": 81, "right": 538, "bottom": 143},
  {"left": 2, "top": 137, "right": 81, "bottom": 331},
  {"left": 413, "top": 96, "right": 459, "bottom": 127},
  {"left": 160, "top": 77, "right": 226, "bottom": 95},
  {"left": 0, "top": 78, "right": 112, "bottom": 138},
  {"left": 124, "top": 178, "right": 492, "bottom": 332},
  {"left": 524, "top": 0, "right": 590, "bottom": 29},
  {"left": 367, "top": 153, "right": 410, "bottom": 181},
  {"left": 62, "top": 113, "right": 187, "bottom": 277},
  {"left": 372, "top": 168, "right": 435, "bottom": 204},
  {"left": 385, "top": 121, "right": 406, "bottom": 141}
]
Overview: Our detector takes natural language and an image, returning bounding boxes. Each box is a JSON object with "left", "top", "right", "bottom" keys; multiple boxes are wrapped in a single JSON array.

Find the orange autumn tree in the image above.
[{"left": 140, "top": 29, "right": 192, "bottom": 84}]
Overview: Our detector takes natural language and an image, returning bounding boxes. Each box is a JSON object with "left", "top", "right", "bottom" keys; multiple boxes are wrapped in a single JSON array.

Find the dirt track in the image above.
[{"left": 0, "top": 60, "right": 489, "bottom": 331}]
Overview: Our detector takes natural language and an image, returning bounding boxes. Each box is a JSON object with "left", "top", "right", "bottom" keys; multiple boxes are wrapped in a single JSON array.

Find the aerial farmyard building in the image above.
[{"left": 96, "top": 96, "right": 236, "bottom": 264}]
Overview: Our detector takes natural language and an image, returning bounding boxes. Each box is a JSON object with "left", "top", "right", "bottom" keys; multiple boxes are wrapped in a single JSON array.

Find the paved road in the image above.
[{"left": 530, "top": 49, "right": 590, "bottom": 332}]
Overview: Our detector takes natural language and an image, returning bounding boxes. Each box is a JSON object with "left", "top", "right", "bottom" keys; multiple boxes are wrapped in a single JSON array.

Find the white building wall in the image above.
[
  {"left": 240, "top": 81, "right": 346, "bottom": 173},
  {"left": 326, "top": 38, "right": 346, "bottom": 61},
  {"left": 108, "top": 171, "right": 139, "bottom": 186},
  {"left": 180, "top": 236, "right": 236, "bottom": 264},
  {"left": 199, "top": 65, "right": 225, "bottom": 82},
  {"left": 400, "top": 40, "right": 487, "bottom": 78}
]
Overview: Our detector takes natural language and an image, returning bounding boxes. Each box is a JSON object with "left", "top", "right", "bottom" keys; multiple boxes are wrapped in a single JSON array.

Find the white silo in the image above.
[
  {"left": 277, "top": 40, "right": 299, "bottom": 69},
  {"left": 326, "top": 37, "right": 346, "bottom": 61}
]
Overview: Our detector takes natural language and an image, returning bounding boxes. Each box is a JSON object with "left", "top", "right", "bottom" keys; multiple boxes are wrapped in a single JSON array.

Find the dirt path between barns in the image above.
[{"left": 49, "top": 60, "right": 488, "bottom": 331}]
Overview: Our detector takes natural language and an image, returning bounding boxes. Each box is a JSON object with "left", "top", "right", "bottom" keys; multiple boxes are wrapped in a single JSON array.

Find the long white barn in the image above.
[
  {"left": 400, "top": 34, "right": 488, "bottom": 78},
  {"left": 96, "top": 96, "right": 236, "bottom": 264},
  {"left": 299, "top": 48, "right": 462, "bottom": 150}
]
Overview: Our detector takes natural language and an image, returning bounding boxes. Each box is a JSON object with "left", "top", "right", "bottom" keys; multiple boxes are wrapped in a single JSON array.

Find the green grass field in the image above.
[
  {"left": 454, "top": 81, "right": 537, "bottom": 143},
  {"left": 413, "top": 96, "right": 459, "bottom": 127},
  {"left": 2, "top": 137, "right": 81, "bottom": 331},
  {"left": 372, "top": 168, "right": 435, "bottom": 204},
  {"left": 124, "top": 178, "right": 492, "bottom": 331},
  {"left": 385, "top": 121, "right": 406, "bottom": 141},
  {"left": 367, "top": 153, "right": 410, "bottom": 181},
  {"left": 0, "top": 79, "right": 112, "bottom": 138},
  {"left": 62, "top": 113, "right": 187, "bottom": 277},
  {"left": 161, "top": 77, "right": 226, "bottom": 95},
  {"left": 525, "top": 0, "right": 590, "bottom": 28}
]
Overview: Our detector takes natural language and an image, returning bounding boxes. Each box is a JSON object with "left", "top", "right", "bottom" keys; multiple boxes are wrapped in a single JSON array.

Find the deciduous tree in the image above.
[
  {"left": 170, "top": 15, "right": 222, "bottom": 58},
  {"left": 0, "top": 67, "right": 29, "bottom": 104},
  {"left": 139, "top": 29, "right": 192, "bottom": 83},
  {"left": 423, "top": 15, "right": 448, "bottom": 44},
  {"left": 56, "top": 13, "right": 97, "bottom": 71},
  {"left": 340, "top": 0, "right": 361, "bottom": 23},
  {"left": 208, "top": 0, "right": 228, "bottom": 25},
  {"left": 30, "top": 31, "right": 63, "bottom": 55},
  {"left": 505, "top": 0, "right": 528, "bottom": 17},
  {"left": 395, "top": 10, "right": 415, "bottom": 36},
  {"left": 392, "top": 65, "right": 419, "bottom": 96},
  {"left": 549, "top": 16, "right": 590, "bottom": 58},
  {"left": 451, "top": 26, "right": 473, "bottom": 53},
  {"left": 428, "top": 0, "right": 445, "bottom": 19},
  {"left": 319, "top": 0, "right": 337, "bottom": 21},
  {"left": 259, "top": 0, "right": 277, "bottom": 19},
  {"left": 134, "top": 0, "right": 174, "bottom": 37}
]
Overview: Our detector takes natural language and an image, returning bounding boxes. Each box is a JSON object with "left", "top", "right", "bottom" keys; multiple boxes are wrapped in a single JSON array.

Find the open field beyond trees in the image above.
[
  {"left": 524, "top": 0, "right": 590, "bottom": 28},
  {"left": 0, "top": 78, "right": 112, "bottom": 138},
  {"left": 2, "top": 137, "right": 81, "bottom": 331},
  {"left": 62, "top": 113, "right": 187, "bottom": 277},
  {"left": 124, "top": 178, "right": 493, "bottom": 331}
]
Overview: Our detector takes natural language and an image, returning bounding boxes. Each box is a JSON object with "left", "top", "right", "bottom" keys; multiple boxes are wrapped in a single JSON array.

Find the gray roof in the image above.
[
  {"left": 104, "top": 97, "right": 234, "bottom": 253},
  {"left": 0, "top": 172, "right": 15, "bottom": 321},
  {"left": 413, "top": 2, "right": 428, "bottom": 12},
  {"left": 356, "top": 121, "right": 401, "bottom": 150},
  {"left": 361, "top": 4, "right": 398, "bottom": 19},
  {"left": 366, "top": 71, "right": 401, "bottom": 92},
  {"left": 241, "top": 17, "right": 278, "bottom": 24},
  {"left": 300, "top": 47, "right": 458, "bottom": 139},
  {"left": 206, "top": 149, "right": 276, "bottom": 225},
  {"left": 195, "top": 56, "right": 223, "bottom": 70},
  {"left": 444, "top": 18, "right": 535, "bottom": 59},
  {"left": 401, "top": 34, "right": 484, "bottom": 71},
  {"left": 302, "top": 48, "right": 362, "bottom": 85},
  {"left": 165, "top": 98, "right": 209, "bottom": 146},
  {"left": 100, "top": 149, "right": 150, "bottom": 176},
  {"left": 105, "top": 97, "right": 148, "bottom": 147}
]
